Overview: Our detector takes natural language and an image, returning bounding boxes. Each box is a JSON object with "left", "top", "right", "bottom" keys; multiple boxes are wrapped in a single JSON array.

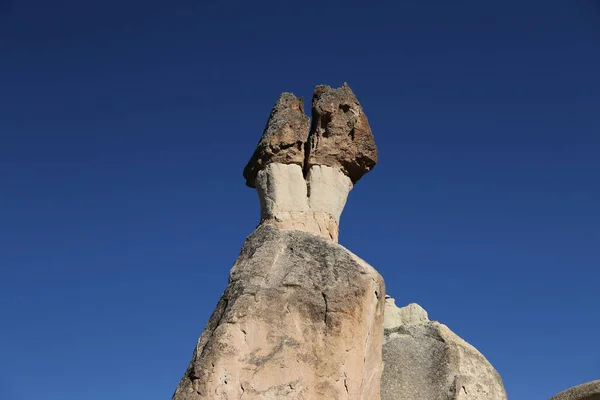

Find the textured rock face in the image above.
[
  {"left": 306, "top": 84, "right": 378, "bottom": 184},
  {"left": 381, "top": 297, "right": 507, "bottom": 400},
  {"left": 172, "top": 226, "right": 385, "bottom": 400},
  {"left": 550, "top": 381, "right": 600, "bottom": 400},
  {"left": 243, "top": 93, "right": 310, "bottom": 188}
]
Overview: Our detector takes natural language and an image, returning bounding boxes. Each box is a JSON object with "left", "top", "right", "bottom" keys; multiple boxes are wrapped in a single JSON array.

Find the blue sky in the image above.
[{"left": 1, "top": 1, "right": 599, "bottom": 399}]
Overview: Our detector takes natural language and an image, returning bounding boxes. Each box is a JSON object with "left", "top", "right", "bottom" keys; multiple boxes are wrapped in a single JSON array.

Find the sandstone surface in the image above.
[
  {"left": 381, "top": 297, "right": 507, "bottom": 400},
  {"left": 550, "top": 380, "right": 600, "bottom": 400},
  {"left": 172, "top": 226, "right": 385, "bottom": 400}
]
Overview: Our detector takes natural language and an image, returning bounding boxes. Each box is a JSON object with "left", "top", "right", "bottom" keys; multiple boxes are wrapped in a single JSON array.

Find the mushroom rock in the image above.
[
  {"left": 550, "top": 380, "right": 600, "bottom": 400},
  {"left": 172, "top": 85, "right": 384, "bottom": 400},
  {"left": 244, "top": 83, "right": 378, "bottom": 243}
]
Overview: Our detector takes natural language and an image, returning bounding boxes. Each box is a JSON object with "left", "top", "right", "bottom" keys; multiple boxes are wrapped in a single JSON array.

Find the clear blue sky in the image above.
[{"left": 1, "top": 1, "right": 598, "bottom": 399}]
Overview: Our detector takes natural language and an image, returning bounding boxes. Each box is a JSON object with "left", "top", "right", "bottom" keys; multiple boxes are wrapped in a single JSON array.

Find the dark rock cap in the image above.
[
  {"left": 243, "top": 93, "right": 310, "bottom": 188},
  {"left": 550, "top": 380, "right": 600, "bottom": 400},
  {"left": 243, "top": 84, "right": 378, "bottom": 187},
  {"left": 306, "top": 83, "right": 378, "bottom": 184}
]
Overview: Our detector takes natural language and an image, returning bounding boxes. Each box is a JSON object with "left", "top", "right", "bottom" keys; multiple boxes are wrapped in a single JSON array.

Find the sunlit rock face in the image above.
[{"left": 171, "top": 226, "right": 385, "bottom": 400}]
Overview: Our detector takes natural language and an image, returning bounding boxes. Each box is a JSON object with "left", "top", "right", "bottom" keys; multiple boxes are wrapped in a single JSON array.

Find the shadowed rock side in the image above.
[
  {"left": 381, "top": 297, "right": 507, "bottom": 400},
  {"left": 550, "top": 380, "right": 600, "bottom": 400},
  {"left": 243, "top": 93, "right": 310, "bottom": 188},
  {"left": 172, "top": 226, "right": 385, "bottom": 400},
  {"left": 306, "top": 83, "right": 378, "bottom": 184}
]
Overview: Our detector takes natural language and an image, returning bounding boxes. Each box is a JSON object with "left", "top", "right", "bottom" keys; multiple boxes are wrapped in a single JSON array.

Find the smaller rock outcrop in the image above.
[
  {"left": 381, "top": 296, "right": 507, "bottom": 400},
  {"left": 550, "top": 380, "right": 600, "bottom": 400}
]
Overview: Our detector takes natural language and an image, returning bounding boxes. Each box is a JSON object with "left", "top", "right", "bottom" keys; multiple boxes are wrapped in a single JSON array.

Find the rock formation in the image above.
[
  {"left": 172, "top": 83, "right": 510, "bottom": 400},
  {"left": 381, "top": 296, "right": 507, "bottom": 400},
  {"left": 242, "top": 83, "right": 378, "bottom": 243},
  {"left": 172, "top": 84, "right": 384, "bottom": 400},
  {"left": 550, "top": 380, "right": 600, "bottom": 400}
]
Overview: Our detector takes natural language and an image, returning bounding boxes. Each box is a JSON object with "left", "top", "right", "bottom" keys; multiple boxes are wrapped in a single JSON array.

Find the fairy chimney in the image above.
[
  {"left": 172, "top": 84, "right": 385, "bottom": 400},
  {"left": 243, "top": 83, "right": 378, "bottom": 242}
]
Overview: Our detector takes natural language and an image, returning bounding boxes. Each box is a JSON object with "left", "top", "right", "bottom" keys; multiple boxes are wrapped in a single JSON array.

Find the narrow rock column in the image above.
[{"left": 172, "top": 84, "right": 384, "bottom": 400}]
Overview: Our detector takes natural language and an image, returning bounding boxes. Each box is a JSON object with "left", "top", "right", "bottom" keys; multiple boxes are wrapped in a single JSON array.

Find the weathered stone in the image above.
[
  {"left": 255, "top": 163, "right": 353, "bottom": 242},
  {"left": 381, "top": 297, "right": 507, "bottom": 400},
  {"left": 306, "top": 83, "right": 378, "bottom": 184},
  {"left": 172, "top": 226, "right": 385, "bottom": 400},
  {"left": 244, "top": 83, "right": 378, "bottom": 189},
  {"left": 243, "top": 93, "right": 310, "bottom": 188},
  {"left": 550, "top": 380, "right": 600, "bottom": 400},
  {"left": 383, "top": 297, "right": 429, "bottom": 330}
]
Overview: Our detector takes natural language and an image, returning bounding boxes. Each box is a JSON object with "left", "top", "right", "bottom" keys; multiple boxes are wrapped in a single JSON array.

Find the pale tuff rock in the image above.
[
  {"left": 383, "top": 296, "right": 429, "bottom": 330},
  {"left": 172, "top": 226, "right": 385, "bottom": 400},
  {"left": 255, "top": 163, "right": 352, "bottom": 242},
  {"left": 381, "top": 297, "right": 507, "bottom": 400},
  {"left": 550, "top": 380, "right": 600, "bottom": 400},
  {"left": 243, "top": 84, "right": 377, "bottom": 241}
]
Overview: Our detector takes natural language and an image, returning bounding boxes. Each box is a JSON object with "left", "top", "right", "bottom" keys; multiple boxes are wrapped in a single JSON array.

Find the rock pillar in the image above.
[{"left": 172, "top": 84, "right": 383, "bottom": 400}]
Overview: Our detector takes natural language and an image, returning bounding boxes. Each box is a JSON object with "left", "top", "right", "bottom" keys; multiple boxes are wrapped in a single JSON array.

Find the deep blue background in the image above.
[{"left": 1, "top": 1, "right": 599, "bottom": 399}]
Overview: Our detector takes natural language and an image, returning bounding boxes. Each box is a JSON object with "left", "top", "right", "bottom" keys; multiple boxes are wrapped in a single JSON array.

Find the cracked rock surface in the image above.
[
  {"left": 381, "top": 297, "right": 507, "bottom": 400},
  {"left": 172, "top": 226, "right": 385, "bottom": 400}
]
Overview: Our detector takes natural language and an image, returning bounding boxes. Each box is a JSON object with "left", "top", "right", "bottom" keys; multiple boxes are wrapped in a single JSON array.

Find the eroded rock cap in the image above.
[
  {"left": 306, "top": 83, "right": 378, "bottom": 183},
  {"left": 243, "top": 84, "right": 378, "bottom": 187},
  {"left": 243, "top": 93, "right": 310, "bottom": 188}
]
